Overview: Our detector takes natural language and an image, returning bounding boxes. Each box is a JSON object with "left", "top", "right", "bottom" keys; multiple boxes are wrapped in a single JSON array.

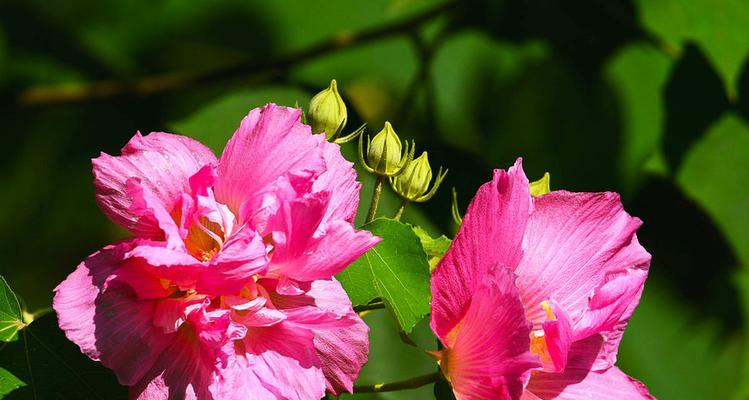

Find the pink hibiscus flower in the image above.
[
  {"left": 53, "top": 104, "right": 380, "bottom": 399},
  {"left": 430, "top": 159, "right": 654, "bottom": 399}
]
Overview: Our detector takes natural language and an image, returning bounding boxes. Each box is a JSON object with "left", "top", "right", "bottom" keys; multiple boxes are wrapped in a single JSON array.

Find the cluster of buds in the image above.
[
  {"left": 358, "top": 121, "right": 447, "bottom": 221},
  {"left": 307, "top": 79, "right": 448, "bottom": 222},
  {"left": 307, "top": 79, "right": 365, "bottom": 143}
]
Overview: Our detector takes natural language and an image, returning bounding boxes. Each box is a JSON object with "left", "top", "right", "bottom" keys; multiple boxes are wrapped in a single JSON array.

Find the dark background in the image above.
[{"left": 1, "top": 0, "right": 748, "bottom": 398}]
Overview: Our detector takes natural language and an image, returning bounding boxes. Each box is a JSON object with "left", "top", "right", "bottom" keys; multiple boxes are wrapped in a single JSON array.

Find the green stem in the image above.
[
  {"left": 353, "top": 372, "right": 442, "bottom": 393},
  {"left": 365, "top": 176, "right": 384, "bottom": 224},
  {"left": 393, "top": 198, "right": 407, "bottom": 221}
]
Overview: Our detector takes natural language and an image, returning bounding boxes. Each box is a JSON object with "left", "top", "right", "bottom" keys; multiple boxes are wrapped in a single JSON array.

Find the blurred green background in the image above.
[{"left": 1, "top": 0, "right": 748, "bottom": 398}]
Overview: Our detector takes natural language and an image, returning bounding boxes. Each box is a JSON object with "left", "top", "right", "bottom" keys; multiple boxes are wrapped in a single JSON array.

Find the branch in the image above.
[
  {"left": 354, "top": 300, "right": 385, "bottom": 313},
  {"left": 14, "top": 1, "right": 457, "bottom": 107},
  {"left": 353, "top": 371, "right": 442, "bottom": 393}
]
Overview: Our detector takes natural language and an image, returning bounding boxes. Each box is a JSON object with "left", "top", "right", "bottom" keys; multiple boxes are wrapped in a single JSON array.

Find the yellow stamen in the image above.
[{"left": 540, "top": 300, "right": 556, "bottom": 321}]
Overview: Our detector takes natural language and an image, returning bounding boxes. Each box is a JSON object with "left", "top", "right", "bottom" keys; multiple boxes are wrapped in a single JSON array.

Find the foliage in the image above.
[
  {"left": 337, "top": 218, "right": 431, "bottom": 333},
  {"left": 1, "top": 0, "right": 748, "bottom": 398}
]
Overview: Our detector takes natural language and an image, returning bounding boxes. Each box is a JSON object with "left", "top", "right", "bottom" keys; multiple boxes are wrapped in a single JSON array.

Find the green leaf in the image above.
[
  {"left": 677, "top": 114, "right": 749, "bottom": 265},
  {"left": 0, "top": 276, "right": 24, "bottom": 343},
  {"left": 603, "top": 42, "right": 673, "bottom": 193},
  {"left": 0, "top": 313, "right": 126, "bottom": 400},
  {"left": 0, "top": 368, "right": 25, "bottom": 397},
  {"left": 337, "top": 218, "right": 431, "bottom": 332},
  {"left": 411, "top": 225, "right": 451, "bottom": 271},
  {"left": 636, "top": 0, "right": 749, "bottom": 98}
]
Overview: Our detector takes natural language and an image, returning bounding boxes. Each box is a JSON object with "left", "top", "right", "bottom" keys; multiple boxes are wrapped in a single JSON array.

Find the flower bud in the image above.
[
  {"left": 361, "top": 121, "right": 413, "bottom": 176},
  {"left": 308, "top": 79, "right": 347, "bottom": 140},
  {"left": 529, "top": 172, "right": 551, "bottom": 196},
  {"left": 391, "top": 151, "right": 447, "bottom": 203},
  {"left": 393, "top": 152, "right": 433, "bottom": 200}
]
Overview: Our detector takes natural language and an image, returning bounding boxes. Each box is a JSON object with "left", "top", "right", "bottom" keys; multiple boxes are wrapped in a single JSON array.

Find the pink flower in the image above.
[
  {"left": 430, "top": 159, "right": 654, "bottom": 399},
  {"left": 53, "top": 104, "right": 380, "bottom": 399}
]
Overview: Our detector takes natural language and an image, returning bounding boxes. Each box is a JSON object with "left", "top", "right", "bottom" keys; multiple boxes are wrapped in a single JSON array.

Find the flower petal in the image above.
[
  {"left": 541, "top": 301, "right": 573, "bottom": 372},
  {"left": 306, "top": 279, "right": 369, "bottom": 395},
  {"left": 516, "top": 190, "right": 650, "bottom": 328},
  {"left": 244, "top": 322, "right": 326, "bottom": 400},
  {"left": 572, "top": 267, "right": 648, "bottom": 341},
  {"left": 268, "top": 192, "right": 379, "bottom": 281},
  {"left": 526, "top": 366, "right": 654, "bottom": 399},
  {"left": 313, "top": 139, "right": 362, "bottom": 223},
  {"left": 130, "top": 326, "right": 213, "bottom": 400},
  {"left": 209, "top": 355, "right": 278, "bottom": 400},
  {"left": 53, "top": 243, "right": 172, "bottom": 386},
  {"left": 93, "top": 132, "right": 217, "bottom": 237},
  {"left": 215, "top": 104, "right": 327, "bottom": 218},
  {"left": 431, "top": 159, "right": 531, "bottom": 339},
  {"left": 442, "top": 267, "right": 540, "bottom": 400}
]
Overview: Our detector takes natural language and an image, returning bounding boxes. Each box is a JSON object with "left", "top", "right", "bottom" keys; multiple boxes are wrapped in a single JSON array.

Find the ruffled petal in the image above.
[
  {"left": 440, "top": 267, "right": 540, "bottom": 400},
  {"left": 525, "top": 367, "right": 654, "bottom": 399},
  {"left": 243, "top": 322, "right": 326, "bottom": 400},
  {"left": 313, "top": 316, "right": 369, "bottom": 395},
  {"left": 215, "top": 104, "right": 327, "bottom": 218},
  {"left": 130, "top": 326, "right": 213, "bottom": 400},
  {"left": 585, "top": 235, "right": 649, "bottom": 371},
  {"left": 53, "top": 243, "right": 173, "bottom": 386},
  {"left": 516, "top": 191, "right": 650, "bottom": 327},
  {"left": 93, "top": 132, "right": 217, "bottom": 237},
  {"left": 306, "top": 279, "right": 368, "bottom": 395},
  {"left": 313, "top": 139, "right": 361, "bottom": 223},
  {"left": 572, "top": 267, "right": 648, "bottom": 341},
  {"left": 209, "top": 355, "right": 278, "bottom": 400},
  {"left": 541, "top": 301, "right": 573, "bottom": 372},
  {"left": 201, "top": 226, "right": 269, "bottom": 294},
  {"left": 267, "top": 192, "right": 379, "bottom": 281},
  {"left": 431, "top": 159, "right": 531, "bottom": 339}
]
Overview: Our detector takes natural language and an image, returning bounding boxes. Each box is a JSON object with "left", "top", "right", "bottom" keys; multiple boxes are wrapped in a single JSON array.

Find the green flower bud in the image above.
[
  {"left": 529, "top": 172, "right": 551, "bottom": 196},
  {"left": 308, "top": 79, "right": 347, "bottom": 140},
  {"left": 360, "top": 121, "right": 413, "bottom": 176},
  {"left": 391, "top": 151, "right": 447, "bottom": 203},
  {"left": 393, "top": 152, "right": 432, "bottom": 200}
]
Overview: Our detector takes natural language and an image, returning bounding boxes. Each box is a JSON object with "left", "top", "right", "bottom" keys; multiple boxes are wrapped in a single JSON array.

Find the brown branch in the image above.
[
  {"left": 354, "top": 300, "right": 386, "bottom": 313},
  {"left": 353, "top": 371, "right": 442, "bottom": 393},
  {"left": 14, "top": 1, "right": 457, "bottom": 107}
]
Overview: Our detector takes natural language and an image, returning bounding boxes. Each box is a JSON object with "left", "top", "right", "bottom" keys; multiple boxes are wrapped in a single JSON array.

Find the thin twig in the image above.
[
  {"left": 13, "top": 1, "right": 457, "bottom": 107},
  {"left": 353, "top": 371, "right": 442, "bottom": 393}
]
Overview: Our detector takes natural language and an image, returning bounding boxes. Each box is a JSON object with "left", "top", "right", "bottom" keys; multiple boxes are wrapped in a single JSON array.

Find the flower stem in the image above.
[
  {"left": 353, "top": 372, "right": 442, "bottom": 393},
  {"left": 393, "top": 198, "right": 407, "bottom": 221},
  {"left": 365, "top": 176, "right": 385, "bottom": 224}
]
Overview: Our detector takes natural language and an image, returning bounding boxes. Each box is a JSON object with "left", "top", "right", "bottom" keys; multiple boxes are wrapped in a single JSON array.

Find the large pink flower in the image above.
[
  {"left": 430, "top": 159, "right": 653, "bottom": 399},
  {"left": 54, "top": 104, "right": 379, "bottom": 399}
]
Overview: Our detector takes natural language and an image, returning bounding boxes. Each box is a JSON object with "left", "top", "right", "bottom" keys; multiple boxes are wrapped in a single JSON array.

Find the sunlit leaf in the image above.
[
  {"left": 0, "top": 367, "right": 25, "bottom": 397},
  {"left": 677, "top": 114, "right": 749, "bottom": 265},
  {"left": 337, "top": 218, "right": 431, "bottom": 332},
  {"left": 0, "top": 276, "right": 24, "bottom": 343},
  {"left": 411, "top": 225, "right": 451, "bottom": 271},
  {"left": 636, "top": 0, "right": 749, "bottom": 97},
  {"left": 603, "top": 42, "right": 672, "bottom": 193}
]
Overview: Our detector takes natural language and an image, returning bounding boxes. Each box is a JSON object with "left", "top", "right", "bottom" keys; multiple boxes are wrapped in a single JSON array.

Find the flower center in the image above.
[
  {"left": 529, "top": 300, "right": 555, "bottom": 364},
  {"left": 186, "top": 216, "right": 225, "bottom": 261}
]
